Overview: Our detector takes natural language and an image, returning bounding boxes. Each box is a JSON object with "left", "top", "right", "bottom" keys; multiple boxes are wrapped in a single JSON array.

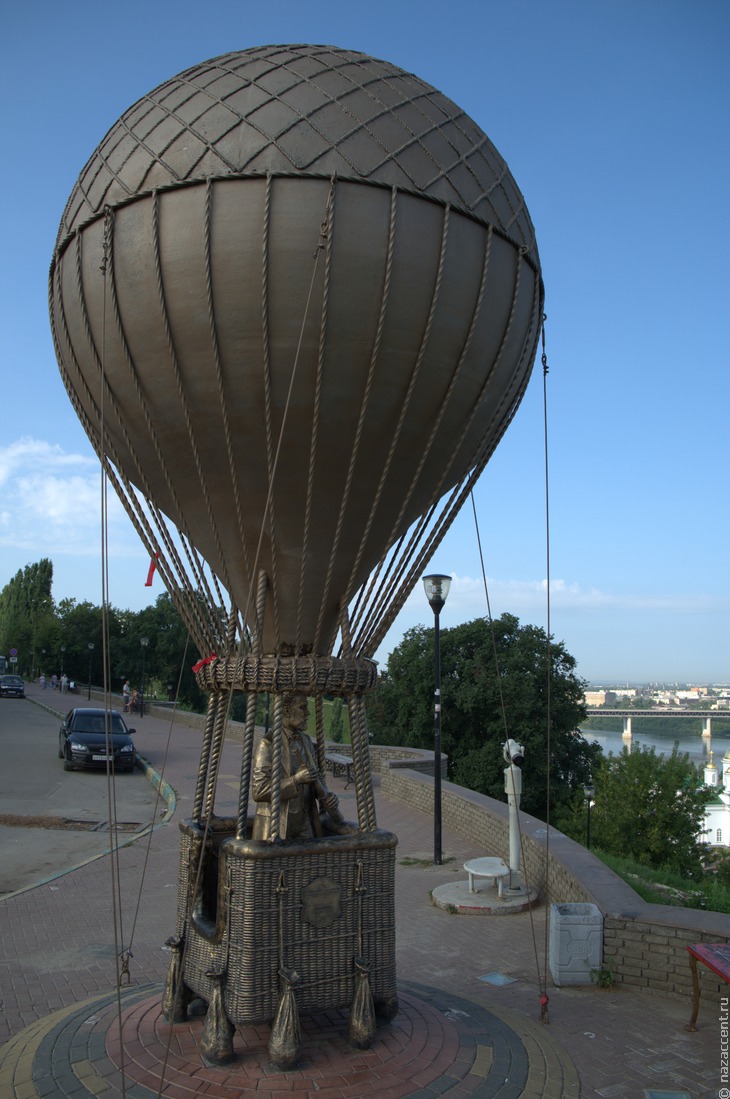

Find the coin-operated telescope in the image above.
[{"left": 503, "top": 739, "right": 526, "bottom": 894}]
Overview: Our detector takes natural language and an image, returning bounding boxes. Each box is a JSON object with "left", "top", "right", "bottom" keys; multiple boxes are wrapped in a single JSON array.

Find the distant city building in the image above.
[{"left": 584, "top": 690, "right": 616, "bottom": 707}]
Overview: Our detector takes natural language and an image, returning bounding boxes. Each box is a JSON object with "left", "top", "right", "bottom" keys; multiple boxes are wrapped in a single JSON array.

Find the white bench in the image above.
[{"left": 463, "top": 857, "right": 510, "bottom": 898}]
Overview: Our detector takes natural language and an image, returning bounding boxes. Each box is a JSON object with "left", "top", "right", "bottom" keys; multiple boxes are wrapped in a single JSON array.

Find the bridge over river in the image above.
[{"left": 584, "top": 708, "right": 724, "bottom": 738}]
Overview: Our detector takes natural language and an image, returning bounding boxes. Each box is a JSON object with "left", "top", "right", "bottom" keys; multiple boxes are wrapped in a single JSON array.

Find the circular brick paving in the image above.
[
  {"left": 1, "top": 981, "right": 580, "bottom": 1097},
  {"left": 105, "top": 985, "right": 477, "bottom": 1097}
]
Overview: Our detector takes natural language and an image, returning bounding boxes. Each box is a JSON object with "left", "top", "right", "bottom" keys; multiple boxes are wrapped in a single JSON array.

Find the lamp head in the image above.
[{"left": 423, "top": 574, "right": 452, "bottom": 615}]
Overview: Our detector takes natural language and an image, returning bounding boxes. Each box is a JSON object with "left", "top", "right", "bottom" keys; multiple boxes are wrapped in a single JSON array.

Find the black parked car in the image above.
[
  {"left": 0, "top": 674, "right": 25, "bottom": 698},
  {"left": 58, "top": 708, "right": 137, "bottom": 772}
]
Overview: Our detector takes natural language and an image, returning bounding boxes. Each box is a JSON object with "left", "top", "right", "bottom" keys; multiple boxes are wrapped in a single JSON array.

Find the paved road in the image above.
[{"left": 0, "top": 695, "right": 170, "bottom": 897}]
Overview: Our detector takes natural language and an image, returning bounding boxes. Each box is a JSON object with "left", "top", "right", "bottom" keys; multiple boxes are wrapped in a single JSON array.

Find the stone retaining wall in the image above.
[
  {"left": 379, "top": 755, "right": 728, "bottom": 1006},
  {"left": 95, "top": 703, "right": 728, "bottom": 1005}
]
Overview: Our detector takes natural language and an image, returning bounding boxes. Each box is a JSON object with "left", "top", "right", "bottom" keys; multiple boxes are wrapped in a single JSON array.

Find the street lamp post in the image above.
[
  {"left": 423, "top": 573, "right": 451, "bottom": 866},
  {"left": 140, "top": 637, "right": 149, "bottom": 717},
  {"left": 87, "top": 643, "right": 94, "bottom": 701},
  {"left": 584, "top": 783, "right": 595, "bottom": 850},
  {"left": 60, "top": 644, "right": 66, "bottom": 675}
]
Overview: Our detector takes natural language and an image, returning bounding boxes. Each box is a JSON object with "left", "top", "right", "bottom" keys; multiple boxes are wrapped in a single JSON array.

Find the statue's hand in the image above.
[
  {"left": 322, "top": 792, "right": 339, "bottom": 814},
  {"left": 294, "top": 764, "right": 314, "bottom": 785}
]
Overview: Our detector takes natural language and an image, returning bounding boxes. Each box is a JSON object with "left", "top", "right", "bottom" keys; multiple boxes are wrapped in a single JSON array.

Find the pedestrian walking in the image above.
[{"left": 123, "top": 679, "right": 131, "bottom": 712}]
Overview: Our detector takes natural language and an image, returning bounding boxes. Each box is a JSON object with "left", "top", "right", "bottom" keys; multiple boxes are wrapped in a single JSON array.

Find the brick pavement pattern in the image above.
[{"left": 0, "top": 683, "right": 720, "bottom": 1097}]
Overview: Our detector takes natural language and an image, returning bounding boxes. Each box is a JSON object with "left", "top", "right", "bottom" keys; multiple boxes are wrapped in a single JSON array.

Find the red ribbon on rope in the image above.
[
  {"left": 144, "top": 553, "right": 160, "bottom": 587},
  {"left": 191, "top": 654, "right": 217, "bottom": 674}
]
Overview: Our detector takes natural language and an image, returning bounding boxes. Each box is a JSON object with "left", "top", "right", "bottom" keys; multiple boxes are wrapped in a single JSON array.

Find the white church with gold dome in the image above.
[{"left": 702, "top": 748, "right": 730, "bottom": 848}]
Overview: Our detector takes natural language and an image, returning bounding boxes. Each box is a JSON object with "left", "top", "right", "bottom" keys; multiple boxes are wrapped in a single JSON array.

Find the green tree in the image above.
[
  {"left": 328, "top": 697, "right": 345, "bottom": 743},
  {"left": 118, "top": 593, "right": 205, "bottom": 711},
  {"left": 366, "top": 613, "right": 597, "bottom": 820},
  {"left": 0, "top": 559, "right": 55, "bottom": 676},
  {"left": 561, "top": 743, "right": 711, "bottom": 877},
  {"left": 55, "top": 598, "right": 114, "bottom": 686}
]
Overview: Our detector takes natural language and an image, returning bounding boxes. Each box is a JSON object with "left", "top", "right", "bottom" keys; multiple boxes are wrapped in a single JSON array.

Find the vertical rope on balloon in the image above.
[
  {"left": 269, "top": 692, "right": 284, "bottom": 841},
  {"left": 314, "top": 696, "right": 326, "bottom": 776},
  {"left": 204, "top": 690, "right": 231, "bottom": 822},
  {"left": 300, "top": 176, "right": 336, "bottom": 655},
  {"left": 340, "top": 608, "right": 374, "bottom": 831},
  {"left": 346, "top": 202, "right": 452, "bottom": 647},
  {"left": 260, "top": 174, "right": 282, "bottom": 651},
  {"left": 57, "top": 219, "right": 221, "bottom": 653},
  {"left": 237, "top": 692, "right": 258, "bottom": 839},
  {"left": 353, "top": 245, "right": 542, "bottom": 657},
  {"left": 355, "top": 697, "right": 377, "bottom": 831},
  {"left": 203, "top": 610, "right": 238, "bottom": 822},
  {"left": 151, "top": 191, "right": 234, "bottom": 602},
  {"left": 193, "top": 693, "right": 219, "bottom": 822},
  {"left": 350, "top": 218, "right": 493, "bottom": 650},
  {"left": 237, "top": 570, "right": 269, "bottom": 838},
  {"left": 346, "top": 697, "right": 372, "bottom": 832},
  {"left": 316, "top": 184, "right": 397, "bottom": 652},
  {"left": 204, "top": 178, "right": 254, "bottom": 618}
]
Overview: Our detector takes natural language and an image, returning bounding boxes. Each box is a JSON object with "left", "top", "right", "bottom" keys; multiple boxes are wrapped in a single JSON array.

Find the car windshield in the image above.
[
  {"left": 73, "top": 715, "right": 127, "bottom": 735},
  {"left": 2, "top": 676, "right": 23, "bottom": 685}
]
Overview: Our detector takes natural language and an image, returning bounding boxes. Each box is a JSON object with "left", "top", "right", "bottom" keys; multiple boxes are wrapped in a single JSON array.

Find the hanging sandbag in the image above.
[
  {"left": 348, "top": 956, "right": 376, "bottom": 1050},
  {"left": 268, "top": 967, "right": 301, "bottom": 1071}
]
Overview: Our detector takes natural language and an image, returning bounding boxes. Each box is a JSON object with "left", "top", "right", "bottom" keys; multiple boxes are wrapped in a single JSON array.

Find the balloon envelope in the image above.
[{"left": 50, "top": 45, "right": 542, "bottom": 656}]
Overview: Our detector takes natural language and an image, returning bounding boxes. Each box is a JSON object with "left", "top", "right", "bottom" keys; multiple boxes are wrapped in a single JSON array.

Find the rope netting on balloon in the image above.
[{"left": 51, "top": 176, "right": 543, "bottom": 696}]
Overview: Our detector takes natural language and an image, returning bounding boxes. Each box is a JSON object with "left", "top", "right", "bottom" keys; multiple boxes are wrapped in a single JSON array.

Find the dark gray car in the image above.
[
  {"left": 58, "top": 707, "right": 137, "bottom": 772},
  {"left": 0, "top": 674, "right": 25, "bottom": 698}
]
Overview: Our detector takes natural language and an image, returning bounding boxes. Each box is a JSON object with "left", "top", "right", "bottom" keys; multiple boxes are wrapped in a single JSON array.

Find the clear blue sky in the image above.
[{"left": 1, "top": 1, "right": 728, "bottom": 684}]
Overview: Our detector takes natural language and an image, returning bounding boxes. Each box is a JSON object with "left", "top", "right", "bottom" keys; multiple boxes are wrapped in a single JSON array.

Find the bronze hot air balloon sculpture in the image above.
[{"left": 49, "top": 44, "right": 543, "bottom": 1066}]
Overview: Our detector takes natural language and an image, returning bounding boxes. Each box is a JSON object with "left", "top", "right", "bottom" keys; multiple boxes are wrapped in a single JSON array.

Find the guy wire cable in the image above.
[
  {"left": 539, "top": 313, "right": 554, "bottom": 1022},
  {"left": 100, "top": 206, "right": 131, "bottom": 1092},
  {"left": 470, "top": 490, "right": 548, "bottom": 1020}
]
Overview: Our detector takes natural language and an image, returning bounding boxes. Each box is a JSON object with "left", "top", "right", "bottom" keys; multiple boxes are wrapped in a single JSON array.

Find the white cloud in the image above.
[
  {"left": 0, "top": 437, "right": 93, "bottom": 486},
  {"left": 440, "top": 574, "right": 727, "bottom": 617},
  {"left": 0, "top": 437, "right": 135, "bottom": 558},
  {"left": 372, "top": 572, "right": 730, "bottom": 666}
]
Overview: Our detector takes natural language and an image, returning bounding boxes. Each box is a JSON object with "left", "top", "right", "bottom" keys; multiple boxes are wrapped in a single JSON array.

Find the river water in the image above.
[{"left": 579, "top": 725, "right": 730, "bottom": 768}]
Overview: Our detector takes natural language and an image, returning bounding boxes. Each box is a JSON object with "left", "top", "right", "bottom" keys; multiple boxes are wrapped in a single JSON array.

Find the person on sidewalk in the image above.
[{"left": 123, "top": 679, "right": 131, "bottom": 712}]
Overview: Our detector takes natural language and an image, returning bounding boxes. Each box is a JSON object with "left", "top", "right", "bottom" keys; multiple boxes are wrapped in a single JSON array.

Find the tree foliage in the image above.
[
  {"left": 0, "top": 561, "right": 206, "bottom": 709},
  {"left": 0, "top": 559, "right": 55, "bottom": 673},
  {"left": 366, "top": 613, "right": 597, "bottom": 820},
  {"left": 561, "top": 743, "right": 712, "bottom": 878},
  {"left": 328, "top": 698, "right": 345, "bottom": 743}
]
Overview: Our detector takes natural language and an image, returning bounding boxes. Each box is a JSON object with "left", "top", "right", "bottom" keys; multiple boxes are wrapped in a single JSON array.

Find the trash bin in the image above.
[{"left": 549, "top": 903, "right": 603, "bottom": 986}]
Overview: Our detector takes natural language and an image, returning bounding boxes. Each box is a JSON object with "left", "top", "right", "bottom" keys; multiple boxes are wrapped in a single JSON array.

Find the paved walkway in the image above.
[{"left": 0, "top": 683, "right": 720, "bottom": 1097}]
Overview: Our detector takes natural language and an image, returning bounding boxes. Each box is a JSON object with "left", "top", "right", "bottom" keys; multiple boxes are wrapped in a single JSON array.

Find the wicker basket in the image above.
[{"left": 175, "top": 818, "right": 398, "bottom": 1025}]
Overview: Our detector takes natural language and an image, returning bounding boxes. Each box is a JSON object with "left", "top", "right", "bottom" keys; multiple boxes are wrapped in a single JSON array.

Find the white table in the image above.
[{"left": 463, "top": 857, "right": 510, "bottom": 898}]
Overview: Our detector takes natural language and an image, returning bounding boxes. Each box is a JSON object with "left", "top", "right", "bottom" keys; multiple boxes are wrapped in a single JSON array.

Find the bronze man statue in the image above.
[{"left": 252, "top": 692, "right": 341, "bottom": 841}]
